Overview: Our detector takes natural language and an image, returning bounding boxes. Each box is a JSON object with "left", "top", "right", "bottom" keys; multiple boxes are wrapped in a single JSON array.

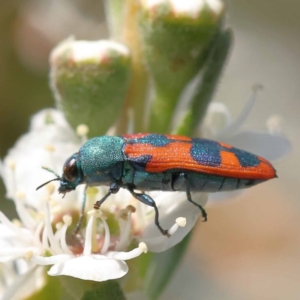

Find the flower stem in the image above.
[
  {"left": 116, "top": 0, "right": 148, "bottom": 134},
  {"left": 175, "top": 29, "right": 233, "bottom": 136}
]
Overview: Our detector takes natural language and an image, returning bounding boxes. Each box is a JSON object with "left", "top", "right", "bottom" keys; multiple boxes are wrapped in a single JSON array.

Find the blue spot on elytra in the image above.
[
  {"left": 231, "top": 148, "right": 259, "bottom": 167},
  {"left": 191, "top": 139, "right": 221, "bottom": 166},
  {"left": 128, "top": 134, "right": 172, "bottom": 147},
  {"left": 129, "top": 155, "right": 152, "bottom": 171},
  {"left": 191, "top": 138, "right": 260, "bottom": 167}
]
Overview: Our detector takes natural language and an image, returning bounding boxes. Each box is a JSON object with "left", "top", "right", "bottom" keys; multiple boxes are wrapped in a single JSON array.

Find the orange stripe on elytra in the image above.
[
  {"left": 220, "top": 151, "right": 241, "bottom": 168},
  {"left": 219, "top": 142, "right": 233, "bottom": 148},
  {"left": 164, "top": 134, "right": 192, "bottom": 141},
  {"left": 124, "top": 142, "right": 276, "bottom": 180}
]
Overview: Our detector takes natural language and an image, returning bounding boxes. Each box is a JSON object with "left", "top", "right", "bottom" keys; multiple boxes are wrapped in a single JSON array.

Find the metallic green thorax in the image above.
[{"left": 79, "top": 136, "right": 124, "bottom": 185}]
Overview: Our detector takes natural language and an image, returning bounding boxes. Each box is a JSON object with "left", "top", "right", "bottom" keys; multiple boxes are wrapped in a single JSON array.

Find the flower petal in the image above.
[
  {"left": 141, "top": 192, "right": 208, "bottom": 252},
  {"left": 207, "top": 190, "right": 243, "bottom": 204},
  {"left": 222, "top": 130, "right": 291, "bottom": 161},
  {"left": 48, "top": 255, "right": 128, "bottom": 281}
]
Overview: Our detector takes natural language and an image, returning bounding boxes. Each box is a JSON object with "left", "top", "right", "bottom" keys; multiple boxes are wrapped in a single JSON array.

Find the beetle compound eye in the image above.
[{"left": 63, "top": 157, "right": 78, "bottom": 182}]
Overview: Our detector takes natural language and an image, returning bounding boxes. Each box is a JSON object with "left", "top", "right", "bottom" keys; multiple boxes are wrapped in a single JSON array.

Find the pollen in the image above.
[
  {"left": 176, "top": 217, "right": 187, "bottom": 227},
  {"left": 16, "top": 190, "right": 26, "bottom": 199},
  {"left": 44, "top": 144, "right": 55, "bottom": 152},
  {"left": 139, "top": 242, "right": 148, "bottom": 253},
  {"left": 8, "top": 159, "right": 16, "bottom": 171},
  {"left": 63, "top": 215, "right": 72, "bottom": 226},
  {"left": 126, "top": 205, "right": 136, "bottom": 213},
  {"left": 76, "top": 124, "right": 89, "bottom": 137},
  {"left": 55, "top": 222, "right": 63, "bottom": 230},
  {"left": 24, "top": 251, "right": 33, "bottom": 261},
  {"left": 12, "top": 219, "right": 22, "bottom": 227},
  {"left": 46, "top": 183, "right": 56, "bottom": 195}
]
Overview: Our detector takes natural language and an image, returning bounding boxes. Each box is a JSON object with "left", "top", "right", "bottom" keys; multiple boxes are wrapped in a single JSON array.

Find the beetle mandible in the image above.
[{"left": 37, "top": 133, "right": 277, "bottom": 236}]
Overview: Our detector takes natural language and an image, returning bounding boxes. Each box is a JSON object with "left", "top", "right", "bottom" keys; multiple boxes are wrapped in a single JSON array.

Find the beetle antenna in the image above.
[
  {"left": 41, "top": 166, "right": 60, "bottom": 178},
  {"left": 36, "top": 166, "right": 61, "bottom": 190},
  {"left": 36, "top": 178, "right": 61, "bottom": 190}
]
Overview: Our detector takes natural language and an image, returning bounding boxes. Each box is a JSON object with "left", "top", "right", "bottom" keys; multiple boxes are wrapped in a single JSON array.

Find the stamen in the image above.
[
  {"left": 44, "top": 144, "right": 55, "bottom": 152},
  {"left": 8, "top": 159, "right": 16, "bottom": 171},
  {"left": 0, "top": 211, "right": 31, "bottom": 240},
  {"left": 217, "top": 84, "right": 262, "bottom": 138},
  {"left": 267, "top": 115, "right": 282, "bottom": 135},
  {"left": 24, "top": 251, "right": 33, "bottom": 261},
  {"left": 100, "top": 218, "right": 110, "bottom": 254},
  {"left": 168, "top": 217, "right": 186, "bottom": 236},
  {"left": 44, "top": 200, "right": 62, "bottom": 254},
  {"left": 116, "top": 206, "right": 134, "bottom": 251},
  {"left": 12, "top": 219, "right": 22, "bottom": 227},
  {"left": 46, "top": 183, "right": 56, "bottom": 195},
  {"left": 76, "top": 124, "right": 89, "bottom": 136},
  {"left": 176, "top": 217, "right": 187, "bottom": 227},
  {"left": 31, "top": 253, "right": 72, "bottom": 265},
  {"left": 56, "top": 222, "right": 63, "bottom": 230},
  {"left": 33, "top": 221, "right": 44, "bottom": 248},
  {"left": 83, "top": 210, "right": 96, "bottom": 255},
  {"left": 76, "top": 124, "right": 89, "bottom": 143},
  {"left": 135, "top": 201, "right": 147, "bottom": 229},
  {"left": 142, "top": 218, "right": 186, "bottom": 247},
  {"left": 54, "top": 223, "right": 63, "bottom": 244},
  {"left": 107, "top": 242, "right": 148, "bottom": 260},
  {"left": 42, "top": 226, "right": 50, "bottom": 251},
  {"left": 8, "top": 160, "right": 17, "bottom": 197},
  {"left": 0, "top": 247, "right": 35, "bottom": 257},
  {"left": 14, "top": 190, "right": 36, "bottom": 230},
  {"left": 59, "top": 216, "right": 73, "bottom": 255}
]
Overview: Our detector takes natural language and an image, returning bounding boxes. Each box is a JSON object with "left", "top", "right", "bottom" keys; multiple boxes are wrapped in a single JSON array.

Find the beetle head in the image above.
[{"left": 36, "top": 153, "right": 84, "bottom": 195}]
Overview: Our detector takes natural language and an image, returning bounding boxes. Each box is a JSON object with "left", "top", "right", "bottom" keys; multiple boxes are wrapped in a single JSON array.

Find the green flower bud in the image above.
[
  {"left": 50, "top": 38, "right": 131, "bottom": 137},
  {"left": 139, "top": 0, "right": 225, "bottom": 133}
]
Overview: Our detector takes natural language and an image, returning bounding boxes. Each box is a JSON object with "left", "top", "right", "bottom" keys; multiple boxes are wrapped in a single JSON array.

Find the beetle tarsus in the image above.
[
  {"left": 184, "top": 173, "right": 208, "bottom": 222},
  {"left": 128, "top": 188, "right": 170, "bottom": 238}
]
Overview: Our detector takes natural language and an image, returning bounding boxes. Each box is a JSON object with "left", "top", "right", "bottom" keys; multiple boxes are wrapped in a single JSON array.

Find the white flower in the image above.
[
  {"left": 0, "top": 109, "right": 208, "bottom": 297},
  {"left": 202, "top": 86, "right": 290, "bottom": 203}
]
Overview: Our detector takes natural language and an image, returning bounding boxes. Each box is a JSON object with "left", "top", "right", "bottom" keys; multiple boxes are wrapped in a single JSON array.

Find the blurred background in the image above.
[{"left": 1, "top": 0, "right": 299, "bottom": 299}]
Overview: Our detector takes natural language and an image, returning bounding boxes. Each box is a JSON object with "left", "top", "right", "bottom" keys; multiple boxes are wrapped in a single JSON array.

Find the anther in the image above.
[
  {"left": 55, "top": 222, "right": 63, "bottom": 230},
  {"left": 8, "top": 160, "right": 16, "bottom": 171},
  {"left": 139, "top": 242, "right": 148, "bottom": 254},
  {"left": 46, "top": 183, "right": 56, "bottom": 195},
  {"left": 12, "top": 219, "right": 22, "bottom": 227},
  {"left": 24, "top": 251, "right": 33, "bottom": 261},
  {"left": 126, "top": 205, "right": 136, "bottom": 213},
  {"left": 176, "top": 217, "right": 187, "bottom": 227},
  {"left": 44, "top": 144, "right": 55, "bottom": 152},
  {"left": 16, "top": 190, "right": 26, "bottom": 199},
  {"left": 63, "top": 215, "right": 72, "bottom": 226},
  {"left": 76, "top": 124, "right": 89, "bottom": 137}
]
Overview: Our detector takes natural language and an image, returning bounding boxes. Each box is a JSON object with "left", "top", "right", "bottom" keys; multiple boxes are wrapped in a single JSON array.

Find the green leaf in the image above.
[
  {"left": 81, "top": 280, "right": 126, "bottom": 300},
  {"left": 58, "top": 276, "right": 126, "bottom": 300},
  {"left": 23, "top": 270, "right": 62, "bottom": 300}
]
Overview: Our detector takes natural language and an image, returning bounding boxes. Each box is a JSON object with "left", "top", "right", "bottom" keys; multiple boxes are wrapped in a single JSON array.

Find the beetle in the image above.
[{"left": 37, "top": 133, "right": 277, "bottom": 236}]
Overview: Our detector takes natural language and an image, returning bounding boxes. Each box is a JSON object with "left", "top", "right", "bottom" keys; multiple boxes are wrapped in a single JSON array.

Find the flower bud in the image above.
[
  {"left": 50, "top": 38, "right": 131, "bottom": 137},
  {"left": 139, "top": 0, "right": 225, "bottom": 133}
]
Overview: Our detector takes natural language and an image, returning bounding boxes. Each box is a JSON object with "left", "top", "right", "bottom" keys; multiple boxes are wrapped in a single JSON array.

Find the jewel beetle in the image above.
[{"left": 37, "top": 133, "right": 277, "bottom": 236}]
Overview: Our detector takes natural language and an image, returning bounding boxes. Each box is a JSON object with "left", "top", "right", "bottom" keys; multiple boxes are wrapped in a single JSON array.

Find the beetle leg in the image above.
[
  {"left": 93, "top": 183, "right": 120, "bottom": 209},
  {"left": 184, "top": 174, "right": 207, "bottom": 222},
  {"left": 74, "top": 185, "right": 88, "bottom": 234},
  {"left": 129, "top": 189, "right": 170, "bottom": 237}
]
